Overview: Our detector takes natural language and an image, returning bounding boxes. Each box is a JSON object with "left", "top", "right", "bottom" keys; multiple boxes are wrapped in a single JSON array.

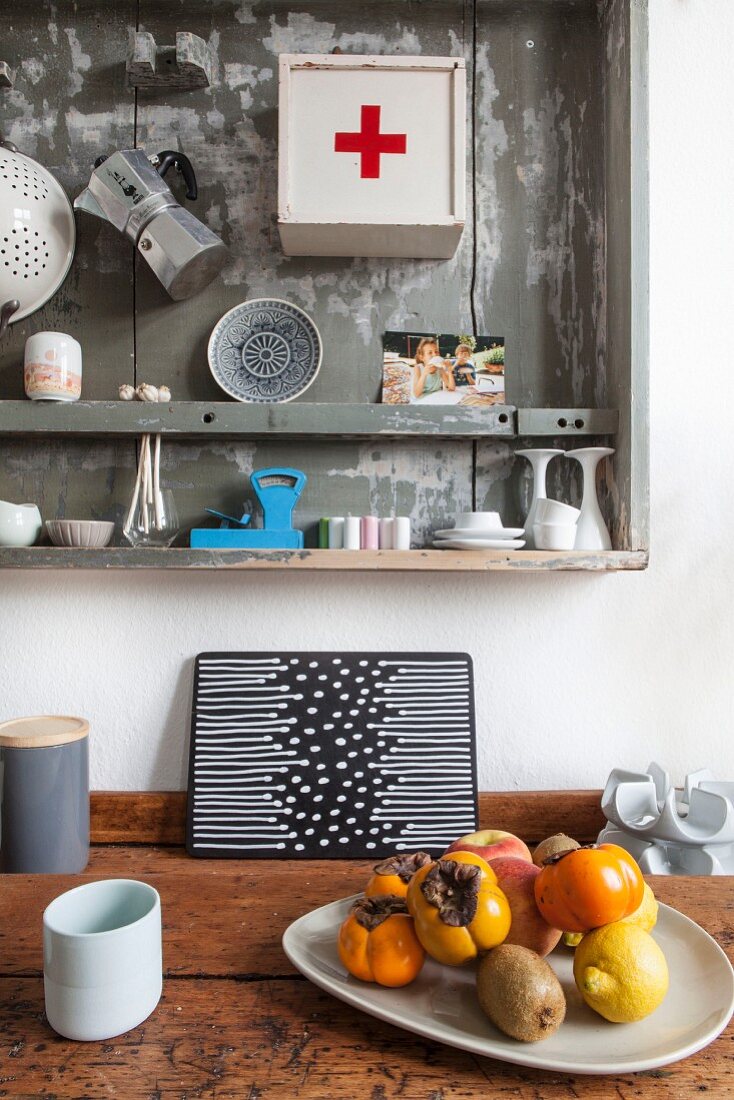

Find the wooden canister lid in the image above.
[{"left": 0, "top": 716, "right": 89, "bottom": 749}]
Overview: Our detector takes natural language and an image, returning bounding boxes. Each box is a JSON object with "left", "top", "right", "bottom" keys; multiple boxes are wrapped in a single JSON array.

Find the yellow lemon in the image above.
[
  {"left": 573, "top": 923, "right": 669, "bottom": 1023},
  {"left": 621, "top": 881, "right": 658, "bottom": 932},
  {"left": 564, "top": 883, "right": 658, "bottom": 949}
]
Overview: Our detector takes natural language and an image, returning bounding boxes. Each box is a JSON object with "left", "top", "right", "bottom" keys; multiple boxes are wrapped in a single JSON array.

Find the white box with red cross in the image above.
[{"left": 277, "top": 54, "right": 466, "bottom": 259}]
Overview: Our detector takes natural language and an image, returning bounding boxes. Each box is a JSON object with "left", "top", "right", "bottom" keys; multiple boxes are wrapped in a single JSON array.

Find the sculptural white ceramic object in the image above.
[
  {"left": 566, "top": 447, "right": 614, "bottom": 550},
  {"left": 515, "top": 449, "right": 563, "bottom": 549},
  {"left": 598, "top": 762, "right": 734, "bottom": 875}
]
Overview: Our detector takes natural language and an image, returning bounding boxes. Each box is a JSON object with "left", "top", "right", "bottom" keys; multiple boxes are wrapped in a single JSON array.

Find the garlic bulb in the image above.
[
  {"left": 137, "top": 383, "right": 159, "bottom": 403},
  {"left": 157, "top": 385, "right": 172, "bottom": 404},
  {"left": 119, "top": 384, "right": 136, "bottom": 401}
]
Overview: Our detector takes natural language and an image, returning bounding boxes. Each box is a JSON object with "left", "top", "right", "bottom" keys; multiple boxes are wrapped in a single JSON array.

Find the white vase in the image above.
[
  {"left": 566, "top": 447, "right": 615, "bottom": 550},
  {"left": 516, "top": 449, "right": 564, "bottom": 549}
]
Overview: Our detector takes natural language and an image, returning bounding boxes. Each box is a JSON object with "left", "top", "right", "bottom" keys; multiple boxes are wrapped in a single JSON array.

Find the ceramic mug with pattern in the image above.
[{"left": 24, "top": 331, "right": 82, "bottom": 401}]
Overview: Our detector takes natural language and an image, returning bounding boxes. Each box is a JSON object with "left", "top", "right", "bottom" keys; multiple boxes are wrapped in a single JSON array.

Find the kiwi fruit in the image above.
[
  {"left": 532, "top": 833, "right": 580, "bottom": 867},
  {"left": 476, "top": 944, "right": 566, "bottom": 1042}
]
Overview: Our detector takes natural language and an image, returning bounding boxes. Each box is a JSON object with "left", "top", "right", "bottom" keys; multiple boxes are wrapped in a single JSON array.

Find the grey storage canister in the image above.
[{"left": 0, "top": 716, "right": 89, "bottom": 873}]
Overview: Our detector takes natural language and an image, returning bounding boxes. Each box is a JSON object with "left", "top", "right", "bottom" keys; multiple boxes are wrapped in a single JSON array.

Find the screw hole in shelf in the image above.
[
  {"left": 557, "top": 417, "right": 568, "bottom": 428},
  {"left": 574, "top": 418, "right": 585, "bottom": 429},
  {"left": 202, "top": 411, "right": 216, "bottom": 424},
  {"left": 498, "top": 413, "right": 509, "bottom": 424}
]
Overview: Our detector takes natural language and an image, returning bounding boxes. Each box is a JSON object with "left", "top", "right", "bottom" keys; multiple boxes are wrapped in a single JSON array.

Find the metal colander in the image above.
[{"left": 0, "top": 137, "right": 76, "bottom": 335}]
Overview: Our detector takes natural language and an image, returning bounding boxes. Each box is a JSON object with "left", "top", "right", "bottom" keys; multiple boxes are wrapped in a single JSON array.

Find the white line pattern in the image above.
[{"left": 189, "top": 653, "right": 476, "bottom": 856}]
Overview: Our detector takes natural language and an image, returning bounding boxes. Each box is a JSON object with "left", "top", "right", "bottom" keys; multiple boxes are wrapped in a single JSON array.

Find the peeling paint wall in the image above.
[{"left": 0, "top": 0, "right": 621, "bottom": 546}]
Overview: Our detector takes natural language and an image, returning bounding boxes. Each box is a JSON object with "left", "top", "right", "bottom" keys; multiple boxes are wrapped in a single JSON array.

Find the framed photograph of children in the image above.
[{"left": 381, "top": 331, "right": 505, "bottom": 406}]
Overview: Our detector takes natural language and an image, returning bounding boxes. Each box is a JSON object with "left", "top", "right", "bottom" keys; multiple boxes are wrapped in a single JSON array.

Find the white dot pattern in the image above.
[{"left": 188, "top": 652, "right": 476, "bottom": 856}]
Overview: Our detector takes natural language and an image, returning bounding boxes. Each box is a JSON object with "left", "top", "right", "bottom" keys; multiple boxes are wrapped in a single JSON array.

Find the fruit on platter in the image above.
[
  {"left": 477, "top": 944, "right": 566, "bottom": 1042},
  {"left": 489, "top": 856, "right": 562, "bottom": 958},
  {"left": 562, "top": 881, "right": 659, "bottom": 948},
  {"left": 333, "top": 828, "right": 674, "bottom": 1043},
  {"left": 443, "top": 829, "right": 532, "bottom": 866},
  {"left": 337, "top": 894, "right": 425, "bottom": 987},
  {"left": 532, "top": 833, "right": 580, "bottom": 867},
  {"left": 406, "top": 851, "right": 511, "bottom": 966},
  {"left": 573, "top": 922, "right": 669, "bottom": 1022},
  {"left": 534, "top": 843, "right": 645, "bottom": 932},
  {"left": 365, "top": 851, "right": 432, "bottom": 899}
]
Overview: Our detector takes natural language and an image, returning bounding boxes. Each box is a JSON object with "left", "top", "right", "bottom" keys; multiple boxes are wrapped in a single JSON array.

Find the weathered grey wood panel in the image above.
[
  {"left": 0, "top": 400, "right": 516, "bottom": 438},
  {"left": 130, "top": 0, "right": 477, "bottom": 539},
  {"left": 0, "top": 1, "right": 137, "bottom": 527},
  {"left": 0, "top": 547, "right": 649, "bottom": 571},
  {"left": 472, "top": 0, "right": 606, "bottom": 409},
  {"left": 603, "top": 0, "right": 649, "bottom": 552},
  {"left": 0, "top": 0, "right": 136, "bottom": 398}
]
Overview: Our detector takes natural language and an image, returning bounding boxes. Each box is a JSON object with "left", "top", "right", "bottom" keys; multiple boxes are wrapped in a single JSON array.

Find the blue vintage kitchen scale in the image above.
[{"left": 190, "top": 467, "right": 307, "bottom": 549}]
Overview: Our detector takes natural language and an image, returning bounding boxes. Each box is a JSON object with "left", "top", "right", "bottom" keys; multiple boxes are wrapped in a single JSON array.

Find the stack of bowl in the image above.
[
  {"left": 433, "top": 511, "right": 525, "bottom": 550},
  {"left": 533, "top": 500, "right": 580, "bottom": 550}
]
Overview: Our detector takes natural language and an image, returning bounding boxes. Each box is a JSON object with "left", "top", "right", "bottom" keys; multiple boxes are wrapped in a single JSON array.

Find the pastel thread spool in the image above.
[
  {"left": 318, "top": 518, "right": 330, "bottom": 548},
  {"left": 361, "top": 516, "right": 379, "bottom": 550},
  {"left": 394, "top": 516, "right": 411, "bottom": 550},
  {"left": 379, "top": 518, "right": 394, "bottom": 550},
  {"left": 328, "top": 517, "right": 344, "bottom": 549},
  {"left": 344, "top": 516, "right": 361, "bottom": 550}
]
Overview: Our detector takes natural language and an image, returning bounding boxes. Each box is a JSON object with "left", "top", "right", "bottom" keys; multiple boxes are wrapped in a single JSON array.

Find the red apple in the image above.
[
  {"left": 443, "top": 829, "right": 532, "bottom": 866},
  {"left": 490, "top": 856, "right": 561, "bottom": 958}
]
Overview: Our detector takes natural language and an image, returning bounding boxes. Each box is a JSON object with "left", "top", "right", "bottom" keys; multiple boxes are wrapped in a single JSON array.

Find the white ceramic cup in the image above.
[
  {"left": 534, "top": 498, "right": 580, "bottom": 524},
  {"left": 0, "top": 500, "right": 42, "bottom": 546},
  {"left": 454, "top": 512, "right": 501, "bottom": 529},
  {"left": 533, "top": 522, "right": 578, "bottom": 551},
  {"left": 43, "top": 879, "right": 162, "bottom": 1041},
  {"left": 24, "top": 332, "right": 82, "bottom": 402}
]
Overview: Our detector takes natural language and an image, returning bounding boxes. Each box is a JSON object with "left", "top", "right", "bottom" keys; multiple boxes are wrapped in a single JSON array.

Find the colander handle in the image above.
[
  {"left": 155, "top": 151, "right": 198, "bottom": 202},
  {"left": 0, "top": 299, "right": 20, "bottom": 337},
  {"left": 0, "top": 135, "right": 19, "bottom": 153}
]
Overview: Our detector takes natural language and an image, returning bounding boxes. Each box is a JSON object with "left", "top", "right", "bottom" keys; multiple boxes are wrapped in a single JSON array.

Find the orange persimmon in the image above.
[
  {"left": 365, "top": 852, "right": 432, "bottom": 899},
  {"left": 534, "top": 843, "right": 645, "bottom": 932},
  {"left": 406, "top": 851, "right": 511, "bottom": 966},
  {"left": 337, "top": 894, "right": 425, "bottom": 987}
]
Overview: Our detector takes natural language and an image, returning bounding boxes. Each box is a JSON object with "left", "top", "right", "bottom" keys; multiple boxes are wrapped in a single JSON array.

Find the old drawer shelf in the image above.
[
  {"left": 0, "top": 0, "right": 648, "bottom": 574},
  {"left": 0, "top": 547, "right": 648, "bottom": 572},
  {"left": 0, "top": 402, "right": 618, "bottom": 440}
]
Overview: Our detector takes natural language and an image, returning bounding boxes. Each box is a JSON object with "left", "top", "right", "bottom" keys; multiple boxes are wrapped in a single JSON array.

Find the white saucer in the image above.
[
  {"left": 434, "top": 526, "right": 525, "bottom": 540},
  {"left": 433, "top": 538, "right": 526, "bottom": 550}
]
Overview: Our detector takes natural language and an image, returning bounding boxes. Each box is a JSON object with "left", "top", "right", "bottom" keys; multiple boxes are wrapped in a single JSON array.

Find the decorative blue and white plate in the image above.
[{"left": 207, "top": 298, "right": 322, "bottom": 404}]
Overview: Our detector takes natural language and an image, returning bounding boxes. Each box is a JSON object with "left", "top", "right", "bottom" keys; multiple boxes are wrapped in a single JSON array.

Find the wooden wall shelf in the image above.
[
  {"left": 0, "top": 0, "right": 648, "bottom": 571},
  {"left": 0, "top": 402, "right": 618, "bottom": 440},
  {"left": 0, "top": 547, "right": 648, "bottom": 572}
]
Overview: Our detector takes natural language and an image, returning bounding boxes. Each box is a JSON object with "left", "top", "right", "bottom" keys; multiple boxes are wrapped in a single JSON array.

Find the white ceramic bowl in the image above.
[
  {"left": 453, "top": 512, "right": 502, "bottom": 529},
  {"left": 0, "top": 500, "right": 42, "bottom": 547},
  {"left": 46, "top": 519, "right": 114, "bottom": 548},
  {"left": 533, "top": 522, "right": 578, "bottom": 551},
  {"left": 534, "top": 499, "right": 580, "bottom": 524}
]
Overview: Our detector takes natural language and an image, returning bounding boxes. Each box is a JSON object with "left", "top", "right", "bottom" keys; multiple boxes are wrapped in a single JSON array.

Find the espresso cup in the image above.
[
  {"left": 24, "top": 332, "right": 82, "bottom": 402},
  {"left": 43, "top": 879, "right": 162, "bottom": 1041}
]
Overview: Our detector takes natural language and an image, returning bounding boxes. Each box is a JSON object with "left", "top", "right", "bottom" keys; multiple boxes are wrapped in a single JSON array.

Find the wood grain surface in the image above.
[
  {"left": 89, "top": 789, "right": 608, "bottom": 846},
  {"left": 0, "top": 843, "right": 733, "bottom": 1099}
]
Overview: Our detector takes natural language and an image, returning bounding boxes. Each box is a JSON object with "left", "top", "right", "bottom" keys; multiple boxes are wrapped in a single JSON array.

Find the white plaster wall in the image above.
[{"left": 1, "top": 1, "right": 732, "bottom": 793}]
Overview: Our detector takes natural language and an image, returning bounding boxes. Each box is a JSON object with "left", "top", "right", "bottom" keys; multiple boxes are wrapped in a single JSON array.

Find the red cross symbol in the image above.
[{"left": 334, "top": 105, "right": 407, "bottom": 179}]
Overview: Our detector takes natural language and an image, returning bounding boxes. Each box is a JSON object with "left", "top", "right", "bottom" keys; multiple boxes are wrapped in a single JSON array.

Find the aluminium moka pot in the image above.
[{"left": 74, "top": 148, "right": 229, "bottom": 300}]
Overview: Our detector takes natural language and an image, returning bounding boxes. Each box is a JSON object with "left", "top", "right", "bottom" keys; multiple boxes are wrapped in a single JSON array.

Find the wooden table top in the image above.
[{"left": 1, "top": 845, "right": 734, "bottom": 1098}]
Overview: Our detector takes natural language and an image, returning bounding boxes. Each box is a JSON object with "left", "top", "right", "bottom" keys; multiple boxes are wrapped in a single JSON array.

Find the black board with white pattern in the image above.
[{"left": 186, "top": 652, "right": 477, "bottom": 858}]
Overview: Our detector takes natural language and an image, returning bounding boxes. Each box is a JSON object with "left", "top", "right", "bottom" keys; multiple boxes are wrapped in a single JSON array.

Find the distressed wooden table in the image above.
[{"left": 1, "top": 795, "right": 733, "bottom": 1098}]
